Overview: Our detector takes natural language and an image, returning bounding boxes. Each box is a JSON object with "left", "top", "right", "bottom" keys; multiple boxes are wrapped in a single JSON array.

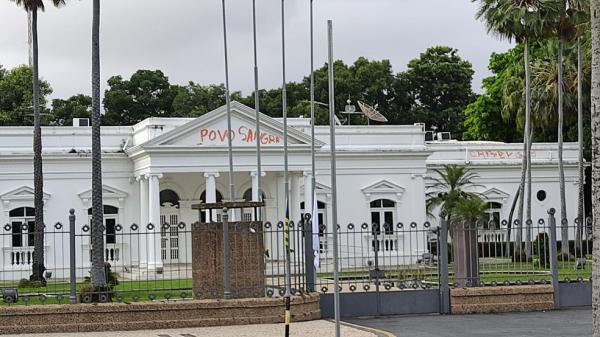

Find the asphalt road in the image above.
[{"left": 348, "top": 308, "right": 591, "bottom": 337}]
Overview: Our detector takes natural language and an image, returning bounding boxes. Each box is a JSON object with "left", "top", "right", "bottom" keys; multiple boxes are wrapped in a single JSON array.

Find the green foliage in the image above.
[
  {"left": 50, "top": 94, "right": 92, "bottom": 126},
  {"left": 512, "top": 248, "right": 533, "bottom": 263},
  {"left": 102, "top": 70, "right": 178, "bottom": 125},
  {"left": 0, "top": 65, "right": 52, "bottom": 126},
  {"left": 402, "top": 46, "right": 476, "bottom": 138},
  {"left": 426, "top": 165, "right": 484, "bottom": 223},
  {"left": 17, "top": 278, "right": 45, "bottom": 288}
]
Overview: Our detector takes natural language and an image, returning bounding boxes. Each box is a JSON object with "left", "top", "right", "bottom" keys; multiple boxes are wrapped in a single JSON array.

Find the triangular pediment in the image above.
[
  {"left": 78, "top": 185, "right": 128, "bottom": 201},
  {"left": 361, "top": 180, "right": 405, "bottom": 196},
  {"left": 481, "top": 187, "right": 510, "bottom": 201},
  {"left": 300, "top": 182, "right": 332, "bottom": 196},
  {"left": 1, "top": 186, "right": 50, "bottom": 202},
  {"left": 142, "top": 101, "right": 321, "bottom": 148}
]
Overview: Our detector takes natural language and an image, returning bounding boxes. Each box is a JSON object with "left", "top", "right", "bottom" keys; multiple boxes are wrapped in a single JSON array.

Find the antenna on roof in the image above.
[{"left": 357, "top": 101, "right": 388, "bottom": 125}]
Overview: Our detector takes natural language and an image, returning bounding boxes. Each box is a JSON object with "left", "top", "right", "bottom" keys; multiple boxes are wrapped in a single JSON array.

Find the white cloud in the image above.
[{"left": 0, "top": 0, "right": 512, "bottom": 102}]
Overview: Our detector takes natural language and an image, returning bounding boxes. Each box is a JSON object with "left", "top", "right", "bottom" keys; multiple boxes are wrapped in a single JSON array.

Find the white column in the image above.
[
  {"left": 147, "top": 173, "right": 163, "bottom": 271},
  {"left": 290, "top": 173, "right": 301, "bottom": 223},
  {"left": 204, "top": 172, "right": 219, "bottom": 222},
  {"left": 303, "top": 172, "right": 313, "bottom": 217},
  {"left": 250, "top": 171, "right": 266, "bottom": 220},
  {"left": 276, "top": 173, "right": 285, "bottom": 221},
  {"left": 137, "top": 176, "right": 148, "bottom": 268}
]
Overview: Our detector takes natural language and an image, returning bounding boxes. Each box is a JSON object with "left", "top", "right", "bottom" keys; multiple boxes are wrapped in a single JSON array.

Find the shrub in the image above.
[
  {"left": 512, "top": 249, "right": 532, "bottom": 263},
  {"left": 18, "top": 278, "right": 45, "bottom": 289},
  {"left": 557, "top": 252, "right": 574, "bottom": 262}
]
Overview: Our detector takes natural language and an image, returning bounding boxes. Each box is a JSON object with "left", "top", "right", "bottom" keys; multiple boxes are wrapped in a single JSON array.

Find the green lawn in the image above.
[{"left": 0, "top": 279, "right": 193, "bottom": 306}]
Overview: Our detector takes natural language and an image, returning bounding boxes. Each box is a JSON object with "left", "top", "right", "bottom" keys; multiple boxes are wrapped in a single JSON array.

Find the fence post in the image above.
[
  {"left": 69, "top": 209, "right": 77, "bottom": 304},
  {"left": 303, "top": 214, "right": 315, "bottom": 292},
  {"left": 548, "top": 208, "right": 560, "bottom": 308},
  {"left": 439, "top": 213, "right": 450, "bottom": 314},
  {"left": 222, "top": 207, "right": 231, "bottom": 299}
]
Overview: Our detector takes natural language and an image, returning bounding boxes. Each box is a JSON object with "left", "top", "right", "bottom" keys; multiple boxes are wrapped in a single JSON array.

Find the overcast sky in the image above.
[{"left": 0, "top": 0, "right": 512, "bottom": 102}]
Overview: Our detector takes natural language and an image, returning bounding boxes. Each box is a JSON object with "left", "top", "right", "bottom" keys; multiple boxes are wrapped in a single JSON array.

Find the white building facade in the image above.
[{"left": 0, "top": 102, "right": 580, "bottom": 280}]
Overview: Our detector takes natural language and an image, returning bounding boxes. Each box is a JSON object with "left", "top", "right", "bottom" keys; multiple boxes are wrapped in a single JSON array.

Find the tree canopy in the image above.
[{"left": 0, "top": 65, "right": 52, "bottom": 126}]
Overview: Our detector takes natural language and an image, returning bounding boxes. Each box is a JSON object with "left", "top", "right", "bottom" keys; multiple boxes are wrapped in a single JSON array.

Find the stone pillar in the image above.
[
  {"left": 147, "top": 173, "right": 163, "bottom": 272},
  {"left": 204, "top": 172, "right": 219, "bottom": 222},
  {"left": 137, "top": 176, "right": 148, "bottom": 268}
]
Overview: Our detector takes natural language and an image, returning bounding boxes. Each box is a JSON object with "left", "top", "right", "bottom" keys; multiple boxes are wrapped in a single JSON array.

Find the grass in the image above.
[
  {"left": 0, "top": 279, "right": 193, "bottom": 306},
  {"left": 316, "top": 259, "right": 592, "bottom": 287}
]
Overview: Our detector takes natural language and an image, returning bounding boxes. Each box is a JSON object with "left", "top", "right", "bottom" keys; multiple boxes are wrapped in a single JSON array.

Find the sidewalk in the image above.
[
  {"left": 349, "top": 308, "right": 591, "bottom": 337},
  {"left": 4, "top": 320, "right": 377, "bottom": 337}
]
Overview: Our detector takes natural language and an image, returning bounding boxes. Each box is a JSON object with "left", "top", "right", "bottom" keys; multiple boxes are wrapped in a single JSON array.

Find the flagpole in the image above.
[
  {"left": 281, "top": 0, "right": 292, "bottom": 336},
  {"left": 252, "top": 0, "right": 262, "bottom": 213},
  {"left": 221, "top": 0, "right": 235, "bottom": 204},
  {"left": 327, "top": 19, "right": 341, "bottom": 337},
  {"left": 221, "top": 0, "right": 234, "bottom": 300},
  {"left": 308, "top": 0, "right": 317, "bottom": 293}
]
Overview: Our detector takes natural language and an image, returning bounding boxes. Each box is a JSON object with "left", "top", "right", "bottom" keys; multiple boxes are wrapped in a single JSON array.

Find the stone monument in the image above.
[{"left": 191, "top": 201, "right": 265, "bottom": 299}]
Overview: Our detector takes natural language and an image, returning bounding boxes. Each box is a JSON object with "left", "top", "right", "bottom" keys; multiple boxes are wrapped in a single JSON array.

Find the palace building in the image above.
[{"left": 0, "top": 101, "right": 580, "bottom": 280}]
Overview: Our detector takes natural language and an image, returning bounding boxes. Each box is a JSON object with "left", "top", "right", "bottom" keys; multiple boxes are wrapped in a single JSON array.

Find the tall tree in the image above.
[
  {"left": 90, "top": 0, "right": 106, "bottom": 292},
  {"left": 590, "top": 1, "right": 600, "bottom": 334},
  {"left": 102, "top": 70, "right": 177, "bottom": 125},
  {"left": 50, "top": 94, "right": 91, "bottom": 125},
  {"left": 402, "top": 46, "right": 475, "bottom": 137},
  {"left": 10, "top": 0, "right": 65, "bottom": 284},
  {"left": 0, "top": 65, "right": 52, "bottom": 126},
  {"left": 474, "top": 0, "right": 555, "bottom": 254},
  {"left": 552, "top": 0, "right": 589, "bottom": 255}
]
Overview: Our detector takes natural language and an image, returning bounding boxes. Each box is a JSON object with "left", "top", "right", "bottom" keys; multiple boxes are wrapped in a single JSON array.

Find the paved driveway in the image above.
[{"left": 348, "top": 308, "right": 591, "bottom": 337}]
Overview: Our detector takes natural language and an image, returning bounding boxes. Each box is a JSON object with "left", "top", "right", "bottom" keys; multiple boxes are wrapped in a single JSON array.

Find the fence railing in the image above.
[{"left": 0, "top": 208, "right": 592, "bottom": 307}]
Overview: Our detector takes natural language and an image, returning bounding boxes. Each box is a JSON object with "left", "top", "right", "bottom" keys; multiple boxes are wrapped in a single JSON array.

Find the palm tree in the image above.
[
  {"left": 553, "top": 0, "right": 589, "bottom": 256},
  {"left": 10, "top": 0, "right": 65, "bottom": 284},
  {"left": 474, "top": 0, "right": 557, "bottom": 253},
  {"left": 531, "top": 37, "right": 579, "bottom": 255},
  {"left": 426, "top": 165, "right": 483, "bottom": 225},
  {"left": 590, "top": 0, "right": 600, "bottom": 333},
  {"left": 90, "top": 0, "right": 107, "bottom": 292}
]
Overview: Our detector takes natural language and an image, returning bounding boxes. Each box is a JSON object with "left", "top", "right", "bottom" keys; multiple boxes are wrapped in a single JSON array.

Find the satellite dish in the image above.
[{"left": 357, "top": 101, "right": 388, "bottom": 123}]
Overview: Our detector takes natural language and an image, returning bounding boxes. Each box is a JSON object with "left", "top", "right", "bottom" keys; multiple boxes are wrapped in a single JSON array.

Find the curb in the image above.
[{"left": 337, "top": 320, "right": 396, "bottom": 337}]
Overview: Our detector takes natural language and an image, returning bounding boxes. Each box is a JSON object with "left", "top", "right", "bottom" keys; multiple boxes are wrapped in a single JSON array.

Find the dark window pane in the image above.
[
  {"left": 9, "top": 208, "right": 24, "bottom": 217},
  {"left": 243, "top": 189, "right": 253, "bottom": 202},
  {"left": 384, "top": 212, "right": 394, "bottom": 234},
  {"left": 12, "top": 222, "right": 22, "bottom": 247},
  {"left": 160, "top": 189, "right": 180, "bottom": 206},
  {"left": 300, "top": 202, "right": 305, "bottom": 211},
  {"left": 371, "top": 212, "right": 381, "bottom": 235},
  {"left": 318, "top": 214, "right": 325, "bottom": 236},
  {"left": 104, "top": 205, "right": 119, "bottom": 215},
  {"left": 370, "top": 200, "right": 381, "bottom": 208},
  {"left": 317, "top": 201, "right": 326, "bottom": 209},
  {"left": 25, "top": 207, "right": 35, "bottom": 217},
  {"left": 382, "top": 199, "right": 395, "bottom": 208},
  {"left": 28, "top": 221, "right": 35, "bottom": 246},
  {"left": 106, "top": 218, "right": 116, "bottom": 244}
]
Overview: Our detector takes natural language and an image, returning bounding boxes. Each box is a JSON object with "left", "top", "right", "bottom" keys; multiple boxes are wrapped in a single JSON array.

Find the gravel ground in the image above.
[{"left": 6, "top": 320, "right": 377, "bottom": 337}]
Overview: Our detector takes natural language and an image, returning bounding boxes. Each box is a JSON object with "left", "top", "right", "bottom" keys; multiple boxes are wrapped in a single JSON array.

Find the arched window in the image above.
[
  {"left": 369, "top": 199, "right": 396, "bottom": 252},
  {"left": 200, "top": 190, "right": 223, "bottom": 203},
  {"left": 88, "top": 205, "right": 119, "bottom": 244},
  {"left": 242, "top": 189, "right": 267, "bottom": 221},
  {"left": 200, "top": 190, "right": 224, "bottom": 222},
  {"left": 9, "top": 207, "right": 35, "bottom": 247},
  {"left": 160, "top": 189, "right": 180, "bottom": 207},
  {"left": 485, "top": 202, "right": 502, "bottom": 229}
]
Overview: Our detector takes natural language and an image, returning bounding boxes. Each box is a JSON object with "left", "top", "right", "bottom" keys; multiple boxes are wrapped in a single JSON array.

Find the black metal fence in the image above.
[{"left": 0, "top": 208, "right": 592, "bottom": 311}]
